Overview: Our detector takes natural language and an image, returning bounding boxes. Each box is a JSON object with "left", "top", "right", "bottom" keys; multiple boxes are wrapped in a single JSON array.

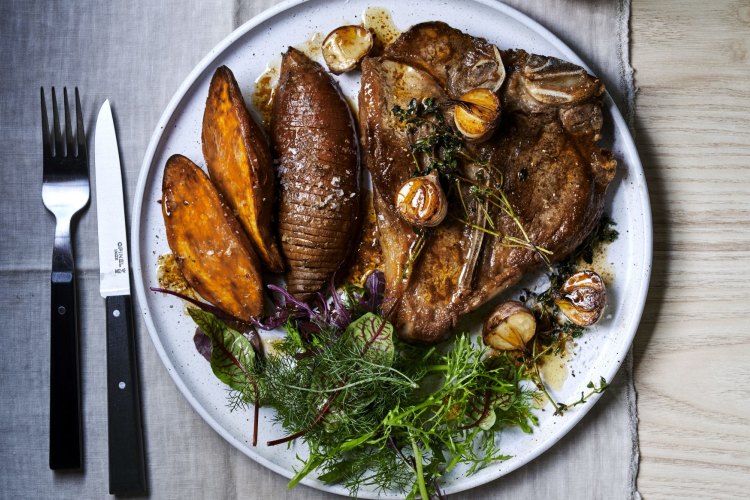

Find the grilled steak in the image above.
[
  {"left": 359, "top": 22, "right": 616, "bottom": 343},
  {"left": 272, "top": 48, "right": 360, "bottom": 300}
]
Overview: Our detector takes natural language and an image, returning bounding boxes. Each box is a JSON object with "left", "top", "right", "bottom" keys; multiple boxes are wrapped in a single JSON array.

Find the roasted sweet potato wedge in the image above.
[
  {"left": 202, "top": 65, "right": 285, "bottom": 273},
  {"left": 271, "top": 48, "right": 360, "bottom": 300},
  {"left": 162, "top": 154, "right": 264, "bottom": 321}
]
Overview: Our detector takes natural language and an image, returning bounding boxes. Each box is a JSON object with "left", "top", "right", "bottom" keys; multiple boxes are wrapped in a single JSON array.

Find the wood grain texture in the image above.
[{"left": 632, "top": 0, "right": 750, "bottom": 498}]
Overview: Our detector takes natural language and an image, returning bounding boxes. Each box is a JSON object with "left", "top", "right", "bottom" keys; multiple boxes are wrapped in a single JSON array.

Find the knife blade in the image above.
[{"left": 95, "top": 100, "right": 148, "bottom": 496}]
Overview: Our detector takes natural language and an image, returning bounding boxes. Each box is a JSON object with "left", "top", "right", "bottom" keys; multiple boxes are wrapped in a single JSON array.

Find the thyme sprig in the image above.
[
  {"left": 554, "top": 377, "right": 610, "bottom": 415},
  {"left": 392, "top": 96, "right": 553, "bottom": 271},
  {"left": 520, "top": 215, "right": 620, "bottom": 355},
  {"left": 392, "top": 97, "right": 462, "bottom": 179},
  {"left": 516, "top": 215, "right": 619, "bottom": 413},
  {"left": 402, "top": 226, "right": 429, "bottom": 281},
  {"left": 569, "top": 215, "right": 619, "bottom": 264},
  {"left": 525, "top": 338, "right": 609, "bottom": 416}
]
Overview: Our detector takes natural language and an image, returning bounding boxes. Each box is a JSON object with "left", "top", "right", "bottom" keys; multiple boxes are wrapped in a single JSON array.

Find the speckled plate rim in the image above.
[{"left": 131, "top": 0, "right": 652, "bottom": 497}]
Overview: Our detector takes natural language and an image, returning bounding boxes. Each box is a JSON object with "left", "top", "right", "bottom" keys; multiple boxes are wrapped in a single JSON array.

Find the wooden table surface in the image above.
[{"left": 631, "top": 0, "right": 750, "bottom": 497}]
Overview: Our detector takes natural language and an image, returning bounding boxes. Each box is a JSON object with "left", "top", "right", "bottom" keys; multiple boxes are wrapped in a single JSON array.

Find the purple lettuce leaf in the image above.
[
  {"left": 328, "top": 275, "right": 352, "bottom": 329},
  {"left": 363, "top": 270, "right": 385, "bottom": 314},
  {"left": 193, "top": 327, "right": 212, "bottom": 361},
  {"left": 250, "top": 270, "right": 387, "bottom": 342}
]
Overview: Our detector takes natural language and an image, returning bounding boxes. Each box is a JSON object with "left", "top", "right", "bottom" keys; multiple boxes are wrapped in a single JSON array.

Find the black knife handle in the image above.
[
  {"left": 106, "top": 294, "right": 147, "bottom": 496},
  {"left": 49, "top": 275, "right": 83, "bottom": 470}
]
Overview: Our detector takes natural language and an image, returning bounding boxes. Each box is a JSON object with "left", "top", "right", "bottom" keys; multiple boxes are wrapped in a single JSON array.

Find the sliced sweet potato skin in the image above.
[
  {"left": 271, "top": 48, "right": 361, "bottom": 300},
  {"left": 202, "top": 65, "right": 285, "bottom": 273},
  {"left": 162, "top": 154, "right": 264, "bottom": 321}
]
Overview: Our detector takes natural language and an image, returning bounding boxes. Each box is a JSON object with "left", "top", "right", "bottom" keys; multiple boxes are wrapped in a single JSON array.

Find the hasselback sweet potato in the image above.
[
  {"left": 271, "top": 47, "right": 360, "bottom": 300},
  {"left": 162, "top": 154, "right": 264, "bottom": 321},
  {"left": 202, "top": 65, "right": 284, "bottom": 273}
]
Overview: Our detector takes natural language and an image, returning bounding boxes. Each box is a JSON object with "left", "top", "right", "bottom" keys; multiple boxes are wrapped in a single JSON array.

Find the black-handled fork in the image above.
[{"left": 41, "top": 87, "right": 89, "bottom": 470}]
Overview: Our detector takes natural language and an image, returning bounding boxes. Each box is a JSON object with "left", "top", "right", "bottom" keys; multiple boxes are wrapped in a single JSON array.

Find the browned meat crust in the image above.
[{"left": 359, "top": 22, "right": 616, "bottom": 343}]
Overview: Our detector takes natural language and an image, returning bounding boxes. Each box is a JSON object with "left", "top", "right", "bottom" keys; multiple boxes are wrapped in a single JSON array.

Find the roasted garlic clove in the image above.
[
  {"left": 395, "top": 171, "right": 448, "bottom": 227},
  {"left": 483, "top": 300, "right": 536, "bottom": 351},
  {"left": 451, "top": 44, "right": 506, "bottom": 95},
  {"left": 322, "top": 25, "right": 374, "bottom": 75},
  {"left": 473, "top": 45, "right": 506, "bottom": 91},
  {"left": 554, "top": 270, "right": 606, "bottom": 326},
  {"left": 521, "top": 54, "right": 601, "bottom": 105},
  {"left": 454, "top": 88, "right": 501, "bottom": 142}
]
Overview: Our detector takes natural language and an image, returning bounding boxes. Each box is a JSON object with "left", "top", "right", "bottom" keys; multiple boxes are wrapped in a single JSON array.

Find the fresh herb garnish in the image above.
[
  {"left": 402, "top": 226, "right": 429, "bottom": 281},
  {"left": 380, "top": 338, "right": 536, "bottom": 497},
  {"left": 158, "top": 211, "right": 619, "bottom": 497},
  {"left": 177, "top": 272, "right": 535, "bottom": 498},
  {"left": 569, "top": 215, "right": 619, "bottom": 264},
  {"left": 243, "top": 274, "right": 535, "bottom": 497},
  {"left": 391, "top": 96, "right": 553, "bottom": 270},
  {"left": 517, "top": 215, "right": 619, "bottom": 413},
  {"left": 266, "top": 328, "right": 536, "bottom": 497},
  {"left": 188, "top": 307, "right": 261, "bottom": 446},
  {"left": 522, "top": 215, "right": 618, "bottom": 351},
  {"left": 553, "top": 377, "right": 610, "bottom": 415},
  {"left": 392, "top": 97, "right": 462, "bottom": 180}
]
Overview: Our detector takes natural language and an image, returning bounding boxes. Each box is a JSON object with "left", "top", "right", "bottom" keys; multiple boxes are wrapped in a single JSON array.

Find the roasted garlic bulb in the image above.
[
  {"left": 482, "top": 300, "right": 536, "bottom": 351},
  {"left": 554, "top": 270, "right": 607, "bottom": 326},
  {"left": 453, "top": 88, "right": 501, "bottom": 142},
  {"left": 395, "top": 171, "right": 448, "bottom": 227},
  {"left": 322, "top": 25, "right": 374, "bottom": 75}
]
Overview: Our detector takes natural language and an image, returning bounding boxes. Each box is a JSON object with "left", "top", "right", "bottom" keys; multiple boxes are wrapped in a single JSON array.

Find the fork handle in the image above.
[{"left": 49, "top": 273, "right": 83, "bottom": 470}]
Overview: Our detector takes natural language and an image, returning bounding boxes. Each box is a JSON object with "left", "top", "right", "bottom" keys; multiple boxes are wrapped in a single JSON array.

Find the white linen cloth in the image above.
[{"left": 0, "top": 0, "right": 638, "bottom": 498}]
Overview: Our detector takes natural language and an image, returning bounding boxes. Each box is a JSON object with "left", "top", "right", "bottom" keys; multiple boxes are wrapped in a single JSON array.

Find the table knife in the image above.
[{"left": 95, "top": 100, "right": 148, "bottom": 496}]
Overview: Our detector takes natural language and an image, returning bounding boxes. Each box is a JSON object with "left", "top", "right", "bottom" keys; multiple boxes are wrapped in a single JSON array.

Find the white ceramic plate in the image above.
[{"left": 132, "top": 0, "right": 652, "bottom": 497}]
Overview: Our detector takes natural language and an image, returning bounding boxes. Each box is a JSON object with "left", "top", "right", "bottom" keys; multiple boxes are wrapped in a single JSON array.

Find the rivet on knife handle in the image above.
[{"left": 106, "top": 294, "right": 147, "bottom": 495}]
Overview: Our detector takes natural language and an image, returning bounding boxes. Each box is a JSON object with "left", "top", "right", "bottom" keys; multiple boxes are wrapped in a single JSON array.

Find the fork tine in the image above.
[
  {"left": 63, "top": 87, "right": 75, "bottom": 157},
  {"left": 75, "top": 88, "right": 86, "bottom": 157},
  {"left": 51, "top": 87, "right": 63, "bottom": 157},
  {"left": 40, "top": 87, "right": 51, "bottom": 159}
]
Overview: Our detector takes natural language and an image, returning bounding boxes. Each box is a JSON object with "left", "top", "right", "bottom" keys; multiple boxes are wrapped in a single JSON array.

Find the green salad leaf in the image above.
[
  {"left": 187, "top": 307, "right": 256, "bottom": 393},
  {"left": 344, "top": 312, "right": 395, "bottom": 366}
]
